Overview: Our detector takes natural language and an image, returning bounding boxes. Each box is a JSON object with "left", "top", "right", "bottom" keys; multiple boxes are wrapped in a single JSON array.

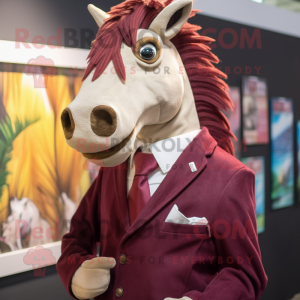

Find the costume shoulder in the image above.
[
  {"left": 210, "top": 145, "right": 254, "bottom": 179},
  {"left": 208, "top": 146, "right": 256, "bottom": 216}
]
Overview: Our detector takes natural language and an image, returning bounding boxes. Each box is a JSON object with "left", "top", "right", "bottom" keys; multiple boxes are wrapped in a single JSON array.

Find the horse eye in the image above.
[{"left": 139, "top": 44, "right": 157, "bottom": 60}]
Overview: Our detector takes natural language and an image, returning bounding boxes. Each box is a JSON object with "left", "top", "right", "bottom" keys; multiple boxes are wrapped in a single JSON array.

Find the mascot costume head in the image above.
[{"left": 61, "top": 0, "right": 235, "bottom": 167}]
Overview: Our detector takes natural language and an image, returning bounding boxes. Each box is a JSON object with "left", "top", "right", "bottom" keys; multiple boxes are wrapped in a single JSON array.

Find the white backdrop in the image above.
[{"left": 194, "top": 0, "right": 300, "bottom": 38}]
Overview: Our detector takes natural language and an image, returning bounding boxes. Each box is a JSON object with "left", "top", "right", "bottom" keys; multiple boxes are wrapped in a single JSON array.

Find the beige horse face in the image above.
[{"left": 61, "top": 0, "right": 193, "bottom": 167}]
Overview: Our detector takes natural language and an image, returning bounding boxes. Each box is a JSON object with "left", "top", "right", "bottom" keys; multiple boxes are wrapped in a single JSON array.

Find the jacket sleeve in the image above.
[
  {"left": 56, "top": 169, "right": 103, "bottom": 299},
  {"left": 184, "top": 167, "right": 268, "bottom": 300}
]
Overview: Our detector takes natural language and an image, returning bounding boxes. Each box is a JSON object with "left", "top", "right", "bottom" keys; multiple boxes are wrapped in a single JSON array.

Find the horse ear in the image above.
[
  {"left": 148, "top": 0, "right": 193, "bottom": 41},
  {"left": 88, "top": 4, "right": 109, "bottom": 27}
]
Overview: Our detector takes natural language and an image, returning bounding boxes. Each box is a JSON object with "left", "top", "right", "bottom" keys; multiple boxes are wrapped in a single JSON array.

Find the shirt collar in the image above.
[{"left": 130, "top": 129, "right": 201, "bottom": 174}]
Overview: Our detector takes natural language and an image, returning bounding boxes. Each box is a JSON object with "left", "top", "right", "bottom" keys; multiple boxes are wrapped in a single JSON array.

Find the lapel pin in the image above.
[{"left": 189, "top": 162, "right": 197, "bottom": 173}]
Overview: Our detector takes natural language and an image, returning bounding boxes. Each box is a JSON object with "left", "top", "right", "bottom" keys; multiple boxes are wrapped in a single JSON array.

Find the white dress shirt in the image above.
[{"left": 127, "top": 129, "right": 201, "bottom": 196}]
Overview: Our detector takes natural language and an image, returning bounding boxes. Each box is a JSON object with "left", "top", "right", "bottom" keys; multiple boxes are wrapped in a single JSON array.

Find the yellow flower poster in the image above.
[{"left": 0, "top": 68, "right": 92, "bottom": 254}]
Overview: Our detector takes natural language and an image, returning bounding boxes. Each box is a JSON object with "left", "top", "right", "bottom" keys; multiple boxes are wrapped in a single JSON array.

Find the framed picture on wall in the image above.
[
  {"left": 270, "top": 97, "right": 294, "bottom": 210},
  {"left": 297, "top": 121, "right": 300, "bottom": 202},
  {"left": 0, "top": 40, "right": 97, "bottom": 277},
  {"left": 223, "top": 87, "right": 242, "bottom": 159},
  {"left": 241, "top": 157, "right": 265, "bottom": 234},
  {"left": 242, "top": 76, "right": 269, "bottom": 145}
]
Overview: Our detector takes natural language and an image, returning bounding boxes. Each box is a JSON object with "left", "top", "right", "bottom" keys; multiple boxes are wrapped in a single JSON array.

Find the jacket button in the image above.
[
  {"left": 115, "top": 287, "right": 124, "bottom": 297},
  {"left": 119, "top": 255, "right": 127, "bottom": 264}
]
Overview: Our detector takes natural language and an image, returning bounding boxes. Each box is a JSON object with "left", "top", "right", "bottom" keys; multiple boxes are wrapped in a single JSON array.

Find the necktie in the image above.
[{"left": 128, "top": 150, "right": 158, "bottom": 225}]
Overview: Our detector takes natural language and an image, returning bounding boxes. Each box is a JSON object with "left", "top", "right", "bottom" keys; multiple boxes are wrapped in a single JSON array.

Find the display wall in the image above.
[
  {"left": 0, "top": 0, "right": 300, "bottom": 300},
  {"left": 195, "top": 14, "right": 300, "bottom": 300}
]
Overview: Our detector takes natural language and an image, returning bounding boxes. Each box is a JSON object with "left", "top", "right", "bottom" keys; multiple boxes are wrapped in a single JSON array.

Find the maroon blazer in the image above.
[{"left": 57, "top": 127, "right": 268, "bottom": 300}]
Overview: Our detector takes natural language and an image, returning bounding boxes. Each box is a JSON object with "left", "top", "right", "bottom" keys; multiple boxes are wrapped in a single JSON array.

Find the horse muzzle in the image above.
[{"left": 61, "top": 105, "right": 117, "bottom": 140}]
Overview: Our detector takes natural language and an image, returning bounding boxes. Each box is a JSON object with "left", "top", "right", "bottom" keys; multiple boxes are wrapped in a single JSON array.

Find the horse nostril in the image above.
[
  {"left": 61, "top": 108, "right": 75, "bottom": 140},
  {"left": 91, "top": 105, "right": 117, "bottom": 137}
]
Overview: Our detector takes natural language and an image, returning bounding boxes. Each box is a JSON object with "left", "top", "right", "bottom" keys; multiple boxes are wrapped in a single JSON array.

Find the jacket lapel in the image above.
[{"left": 120, "top": 127, "right": 217, "bottom": 244}]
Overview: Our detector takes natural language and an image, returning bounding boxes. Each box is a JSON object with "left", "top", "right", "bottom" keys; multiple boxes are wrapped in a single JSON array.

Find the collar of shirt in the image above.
[{"left": 129, "top": 129, "right": 201, "bottom": 174}]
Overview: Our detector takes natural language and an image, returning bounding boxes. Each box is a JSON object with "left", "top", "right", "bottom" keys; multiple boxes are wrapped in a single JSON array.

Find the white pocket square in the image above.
[{"left": 165, "top": 204, "right": 208, "bottom": 225}]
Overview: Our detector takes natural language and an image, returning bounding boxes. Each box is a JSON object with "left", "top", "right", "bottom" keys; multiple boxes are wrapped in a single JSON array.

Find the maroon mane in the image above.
[{"left": 83, "top": 0, "right": 235, "bottom": 155}]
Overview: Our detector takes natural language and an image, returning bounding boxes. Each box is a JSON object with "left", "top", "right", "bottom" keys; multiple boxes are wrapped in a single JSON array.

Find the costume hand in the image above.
[
  {"left": 164, "top": 297, "right": 193, "bottom": 300},
  {"left": 71, "top": 257, "right": 116, "bottom": 300}
]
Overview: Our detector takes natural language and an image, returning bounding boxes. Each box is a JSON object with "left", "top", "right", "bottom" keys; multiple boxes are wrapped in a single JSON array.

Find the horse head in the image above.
[
  {"left": 61, "top": 0, "right": 234, "bottom": 167},
  {"left": 9, "top": 197, "right": 37, "bottom": 236},
  {"left": 10, "top": 197, "right": 28, "bottom": 220}
]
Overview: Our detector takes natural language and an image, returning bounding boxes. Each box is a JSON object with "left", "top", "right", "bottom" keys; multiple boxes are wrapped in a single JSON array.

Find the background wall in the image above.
[{"left": 0, "top": 0, "right": 300, "bottom": 299}]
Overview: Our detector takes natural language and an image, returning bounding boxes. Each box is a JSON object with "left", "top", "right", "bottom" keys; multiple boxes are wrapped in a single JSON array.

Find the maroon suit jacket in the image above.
[{"left": 57, "top": 127, "right": 268, "bottom": 300}]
